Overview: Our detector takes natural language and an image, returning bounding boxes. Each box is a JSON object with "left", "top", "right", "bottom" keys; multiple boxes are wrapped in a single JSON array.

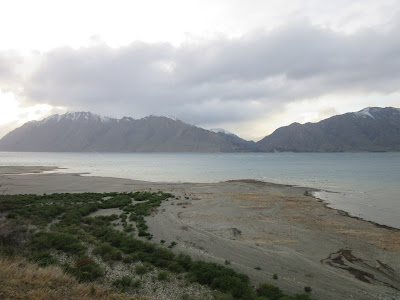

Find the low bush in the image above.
[
  {"left": 211, "top": 276, "right": 256, "bottom": 299},
  {"left": 256, "top": 283, "right": 284, "bottom": 300},
  {"left": 64, "top": 257, "right": 103, "bottom": 282},
  {"left": 30, "top": 251, "right": 56, "bottom": 267},
  {"left": 92, "top": 242, "right": 122, "bottom": 261},
  {"left": 132, "top": 279, "right": 141, "bottom": 288},
  {"left": 167, "top": 241, "right": 177, "bottom": 248},
  {"left": 113, "top": 276, "right": 132, "bottom": 288},
  {"left": 30, "top": 231, "right": 86, "bottom": 256},
  {"left": 135, "top": 264, "right": 147, "bottom": 275},
  {"left": 123, "top": 252, "right": 141, "bottom": 264},
  {"left": 157, "top": 270, "right": 169, "bottom": 281}
]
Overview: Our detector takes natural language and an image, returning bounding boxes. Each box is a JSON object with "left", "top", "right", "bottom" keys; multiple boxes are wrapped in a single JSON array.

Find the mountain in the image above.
[
  {"left": 0, "top": 112, "right": 252, "bottom": 152},
  {"left": 1, "top": 107, "right": 399, "bottom": 153},
  {"left": 256, "top": 107, "right": 400, "bottom": 152},
  {"left": 210, "top": 128, "right": 257, "bottom": 150}
]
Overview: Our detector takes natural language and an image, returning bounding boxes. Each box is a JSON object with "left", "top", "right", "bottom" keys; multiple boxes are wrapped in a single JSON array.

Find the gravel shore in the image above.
[{"left": 1, "top": 166, "right": 399, "bottom": 300}]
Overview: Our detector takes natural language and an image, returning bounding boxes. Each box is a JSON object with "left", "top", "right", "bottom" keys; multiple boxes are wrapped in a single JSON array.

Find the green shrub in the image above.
[
  {"left": 254, "top": 266, "right": 261, "bottom": 270},
  {"left": 30, "top": 231, "right": 85, "bottom": 256},
  {"left": 304, "top": 286, "right": 312, "bottom": 293},
  {"left": 211, "top": 276, "right": 255, "bottom": 299},
  {"left": 75, "top": 256, "right": 94, "bottom": 268},
  {"left": 256, "top": 283, "right": 284, "bottom": 300},
  {"left": 143, "top": 262, "right": 155, "bottom": 271},
  {"left": 135, "top": 265, "right": 147, "bottom": 275},
  {"left": 167, "top": 241, "right": 177, "bottom": 248},
  {"left": 189, "top": 261, "right": 248, "bottom": 286},
  {"left": 92, "top": 242, "right": 122, "bottom": 261},
  {"left": 124, "top": 224, "right": 134, "bottom": 232},
  {"left": 113, "top": 276, "right": 132, "bottom": 288},
  {"left": 273, "top": 273, "right": 278, "bottom": 280},
  {"left": 123, "top": 252, "right": 141, "bottom": 263},
  {"left": 132, "top": 279, "right": 141, "bottom": 288},
  {"left": 224, "top": 259, "right": 231, "bottom": 265},
  {"left": 176, "top": 253, "right": 192, "bottom": 271},
  {"left": 65, "top": 257, "right": 103, "bottom": 282},
  {"left": 157, "top": 270, "right": 169, "bottom": 281},
  {"left": 181, "top": 293, "right": 190, "bottom": 300},
  {"left": 30, "top": 251, "right": 56, "bottom": 267},
  {"left": 168, "top": 261, "right": 185, "bottom": 273},
  {"left": 100, "top": 194, "right": 133, "bottom": 209}
]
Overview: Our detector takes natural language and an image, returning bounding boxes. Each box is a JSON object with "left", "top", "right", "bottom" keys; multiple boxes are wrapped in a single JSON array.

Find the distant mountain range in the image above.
[{"left": 0, "top": 107, "right": 399, "bottom": 152}]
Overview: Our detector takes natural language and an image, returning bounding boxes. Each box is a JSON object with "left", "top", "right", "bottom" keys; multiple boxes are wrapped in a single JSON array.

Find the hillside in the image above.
[
  {"left": 0, "top": 255, "right": 145, "bottom": 300},
  {"left": 256, "top": 107, "right": 400, "bottom": 152},
  {"left": 1, "top": 107, "right": 399, "bottom": 152},
  {"left": 0, "top": 112, "right": 250, "bottom": 152}
]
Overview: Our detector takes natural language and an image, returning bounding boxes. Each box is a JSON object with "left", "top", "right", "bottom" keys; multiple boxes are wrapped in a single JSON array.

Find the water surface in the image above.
[{"left": 1, "top": 152, "right": 399, "bottom": 228}]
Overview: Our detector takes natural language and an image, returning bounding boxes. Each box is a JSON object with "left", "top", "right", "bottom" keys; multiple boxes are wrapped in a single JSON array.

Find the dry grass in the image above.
[{"left": 0, "top": 256, "right": 151, "bottom": 300}]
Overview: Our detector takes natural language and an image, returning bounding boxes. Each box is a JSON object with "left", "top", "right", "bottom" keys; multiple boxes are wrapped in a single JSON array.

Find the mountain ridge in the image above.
[
  {"left": 256, "top": 106, "right": 400, "bottom": 152},
  {"left": 0, "top": 107, "right": 399, "bottom": 152},
  {"left": 0, "top": 112, "right": 249, "bottom": 152}
]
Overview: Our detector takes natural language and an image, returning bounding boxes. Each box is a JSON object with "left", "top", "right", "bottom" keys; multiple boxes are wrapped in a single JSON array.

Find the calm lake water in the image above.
[{"left": 1, "top": 152, "right": 399, "bottom": 229}]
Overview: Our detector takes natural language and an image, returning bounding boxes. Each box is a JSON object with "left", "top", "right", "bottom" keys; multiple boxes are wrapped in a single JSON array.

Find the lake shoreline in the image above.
[
  {"left": 1, "top": 165, "right": 398, "bottom": 231},
  {"left": 1, "top": 166, "right": 399, "bottom": 300},
  {"left": 1, "top": 152, "right": 399, "bottom": 230}
]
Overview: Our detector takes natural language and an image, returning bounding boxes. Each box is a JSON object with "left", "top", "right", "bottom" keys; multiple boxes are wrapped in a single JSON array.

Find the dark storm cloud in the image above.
[{"left": 22, "top": 17, "right": 400, "bottom": 125}]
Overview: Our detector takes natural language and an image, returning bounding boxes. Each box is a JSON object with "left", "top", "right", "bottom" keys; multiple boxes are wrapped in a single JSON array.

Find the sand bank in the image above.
[{"left": 0, "top": 166, "right": 399, "bottom": 300}]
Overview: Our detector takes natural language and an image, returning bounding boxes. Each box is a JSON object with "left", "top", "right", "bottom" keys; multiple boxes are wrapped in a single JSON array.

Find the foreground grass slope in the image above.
[
  {"left": 0, "top": 191, "right": 315, "bottom": 300},
  {"left": 0, "top": 256, "right": 148, "bottom": 300}
]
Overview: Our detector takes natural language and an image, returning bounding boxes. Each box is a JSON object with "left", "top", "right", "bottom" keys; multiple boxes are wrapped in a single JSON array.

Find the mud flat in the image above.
[{"left": 1, "top": 167, "right": 399, "bottom": 300}]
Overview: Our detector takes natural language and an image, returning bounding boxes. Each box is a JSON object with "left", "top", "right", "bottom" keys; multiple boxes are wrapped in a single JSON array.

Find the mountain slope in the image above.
[
  {"left": 256, "top": 107, "right": 400, "bottom": 152},
  {"left": 1, "top": 107, "right": 399, "bottom": 152},
  {"left": 210, "top": 128, "right": 257, "bottom": 151},
  {"left": 0, "top": 112, "right": 251, "bottom": 152}
]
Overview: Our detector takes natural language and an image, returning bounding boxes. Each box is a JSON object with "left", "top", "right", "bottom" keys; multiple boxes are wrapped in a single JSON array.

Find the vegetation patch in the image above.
[{"left": 0, "top": 191, "right": 316, "bottom": 299}]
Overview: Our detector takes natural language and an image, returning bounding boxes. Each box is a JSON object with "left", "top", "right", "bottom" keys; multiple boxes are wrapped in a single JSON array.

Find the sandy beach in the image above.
[{"left": 0, "top": 166, "right": 399, "bottom": 300}]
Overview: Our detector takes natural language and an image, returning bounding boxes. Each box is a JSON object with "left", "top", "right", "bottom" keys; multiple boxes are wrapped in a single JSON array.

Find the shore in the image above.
[{"left": 0, "top": 166, "right": 399, "bottom": 300}]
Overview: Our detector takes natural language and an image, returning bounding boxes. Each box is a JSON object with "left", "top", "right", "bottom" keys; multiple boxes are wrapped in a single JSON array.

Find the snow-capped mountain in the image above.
[
  {"left": 210, "top": 128, "right": 235, "bottom": 136},
  {"left": 0, "top": 112, "right": 252, "bottom": 152},
  {"left": 41, "top": 111, "right": 115, "bottom": 123},
  {"left": 256, "top": 107, "right": 400, "bottom": 152},
  {"left": 1, "top": 107, "right": 399, "bottom": 152}
]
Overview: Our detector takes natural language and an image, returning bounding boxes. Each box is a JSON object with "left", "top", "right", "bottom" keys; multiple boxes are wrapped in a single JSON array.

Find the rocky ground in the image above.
[{"left": 1, "top": 166, "right": 399, "bottom": 300}]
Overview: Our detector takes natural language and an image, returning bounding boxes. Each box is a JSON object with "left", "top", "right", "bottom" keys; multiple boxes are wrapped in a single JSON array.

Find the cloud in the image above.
[
  {"left": 12, "top": 14, "right": 400, "bottom": 131},
  {"left": 0, "top": 51, "right": 21, "bottom": 89}
]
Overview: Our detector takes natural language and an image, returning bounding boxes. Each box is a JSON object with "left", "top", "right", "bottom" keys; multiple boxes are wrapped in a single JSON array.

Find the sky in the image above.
[{"left": 1, "top": 0, "right": 400, "bottom": 141}]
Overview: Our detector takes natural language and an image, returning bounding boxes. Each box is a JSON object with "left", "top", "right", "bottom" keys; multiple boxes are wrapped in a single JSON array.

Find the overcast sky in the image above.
[{"left": 1, "top": 0, "right": 400, "bottom": 140}]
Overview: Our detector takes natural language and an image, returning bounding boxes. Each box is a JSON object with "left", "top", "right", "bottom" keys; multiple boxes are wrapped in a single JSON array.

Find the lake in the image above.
[{"left": 0, "top": 152, "right": 399, "bottom": 229}]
